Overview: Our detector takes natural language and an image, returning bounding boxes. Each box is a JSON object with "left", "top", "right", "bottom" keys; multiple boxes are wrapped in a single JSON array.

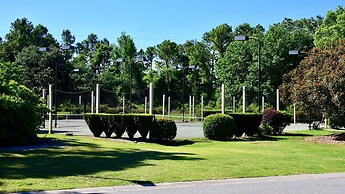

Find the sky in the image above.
[{"left": 0, "top": 0, "right": 343, "bottom": 50}]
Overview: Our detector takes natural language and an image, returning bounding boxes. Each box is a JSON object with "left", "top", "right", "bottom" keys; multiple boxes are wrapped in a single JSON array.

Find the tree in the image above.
[
  {"left": 156, "top": 40, "right": 180, "bottom": 96},
  {"left": 280, "top": 40, "right": 345, "bottom": 120},
  {"left": 203, "top": 23, "right": 233, "bottom": 56},
  {"left": 14, "top": 45, "right": 53, "bottom": 94},
  {"left": 184, "top": 40, "right": 212, "bottom": 102},
  {"left": 314, "top": 6, "right": 345, "bottom": 48},
  {"left": 263, "top": 18, "right": 315, "bottom": 104},
  {"left": 0, "top": 18, "right": 56, "bottom": 62}
]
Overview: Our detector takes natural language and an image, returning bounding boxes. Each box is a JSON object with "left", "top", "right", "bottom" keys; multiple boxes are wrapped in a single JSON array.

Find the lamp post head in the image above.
[
  {"left": 39, "top": 47, "right": 50, "bottom": 52},
  {"left": 234, "top": 35, "right": 249, "bottom": 41},
  {"left": 116, "top": 58, "right": 125, "bottom": 62},
  {"left": 289, "top": 50, "right": 299, "bottom": 55},
  {"left": 72, "top": 68, "right": 80, "bottom": 72},
  {"left": 61, "top": 45, "right": 75, "bottom": 50},
  {"left": 0, "top": 37, "right": 2, "bottom": 44}
]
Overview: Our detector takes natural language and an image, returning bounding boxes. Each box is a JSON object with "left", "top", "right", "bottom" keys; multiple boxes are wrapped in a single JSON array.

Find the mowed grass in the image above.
[{"left": 0, "top": 130, "right": 344, "bottom": 193}]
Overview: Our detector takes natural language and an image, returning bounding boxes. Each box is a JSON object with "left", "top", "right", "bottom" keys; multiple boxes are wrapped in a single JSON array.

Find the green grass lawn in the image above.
[{"left": 0, "top": 130, "right": 344, "bottom": 193}]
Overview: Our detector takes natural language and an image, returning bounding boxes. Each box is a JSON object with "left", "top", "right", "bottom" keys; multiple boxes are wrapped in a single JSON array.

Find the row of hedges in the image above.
[
  {"left": 84, "top": 114, "right": 177, "bottom": 140},
  {"left": 203, "top": 109, "right": 292, "bottom": 140}
]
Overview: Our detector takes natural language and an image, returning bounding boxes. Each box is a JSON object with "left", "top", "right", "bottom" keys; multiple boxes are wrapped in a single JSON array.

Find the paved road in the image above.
[
  {"left": 40, "top": 119, "right": 309, "bottom": 138},
  {"left": 22, "top": 173, "right": 345, "bottom": 194}
]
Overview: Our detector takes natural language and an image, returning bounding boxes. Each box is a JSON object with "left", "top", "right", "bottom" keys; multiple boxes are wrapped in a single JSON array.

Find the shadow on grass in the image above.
[
  {"left": 0, "top": 138, "right": 201, "bottom": 181},
  {"left": 279, "top": 133, "right": 314, "bottom": 137}
]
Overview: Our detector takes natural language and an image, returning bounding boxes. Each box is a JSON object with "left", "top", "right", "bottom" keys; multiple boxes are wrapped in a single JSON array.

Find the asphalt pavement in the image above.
[{"left": 20, "top": 173, "right": 345, "bottom": 194}]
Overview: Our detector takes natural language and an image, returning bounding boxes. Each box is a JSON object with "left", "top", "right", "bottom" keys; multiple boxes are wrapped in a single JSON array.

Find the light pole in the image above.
[
  {"left": 234, "top": 35, "right": 262, "bottom": 113},
  {"left": 39, "top": 45, "right": 74, "bottom": 128},
  {"left": 116, "top": 56, "right": 144, "bottom": 113}
]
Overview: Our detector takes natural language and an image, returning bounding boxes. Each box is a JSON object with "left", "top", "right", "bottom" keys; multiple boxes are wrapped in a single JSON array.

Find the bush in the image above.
[
  {"left": 330, "top": 113, "right": 345, "bottom": 129},
  {"left": 84, "top": 114, "right": 105, "bottom": 137},
  {"left": 258, "top": 124, "right": 273, "bottom": 136},
  {"left": 122, "top": 115, "right": 137, "bottom": 139},
  {"left": 84, "top": 113, "right": 154, "bottom": 139},
  {"left": 135, "top": 114, "right": 154, "bottom": 139},
  {"left": 150, "top": 118, "right": 177, "bottom": 140},
  {"left": 111, "top": 115, "right": 124, "bottom": 138},
  {"left": 203, "top": 114, "right": 237, "bottom": 140},
  {"left": 0, "top": 81, "right": 45, "bottom": 146},
  {"left": 261, "top": 109, "right": 291, "bottom": 134},
  {"left": 229, "top": 113, "right": 262, "bottom": 137}
]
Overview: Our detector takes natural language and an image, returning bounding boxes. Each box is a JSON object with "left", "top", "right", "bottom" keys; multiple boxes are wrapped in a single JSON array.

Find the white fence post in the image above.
[
  {"left": 96, "top": 84, "right": 100, "bottom": 113},
  {"left": 294, "top": 103, "right": 296, "bottom": 124},
  {"left": 168, "top": 96, "right": 171, "bottom": 118},
  {"left": 91, "top": 91, "right": 94, "bottom": 113},
  {"left": 189, "top": 96, "right": 192, "bottom": 121},
  {"left": 262, "top": 96, "right": 265, "bottom": 112},
  {"left": 233, "top": 96, "right": 236, "bottom": 113},
  {"left": 145, "top": 96, "right": 147, "bottom": 114},
  {"left": 243, "top": 86, "right": 246, "bottom": 113},
  {"left": 201, "top": 96, "right": 204, "bottom": 120},
  {"left": 123, "top": 96, "right": 125, "bottom": 114},
  {"left": 276, "top": 89, "right": 280, "bottom": 111},
  {"left": 149, "top": 83, "right": 153, "bottom": 114},
  {"left": 162, "top": 94, "right": 165, "bottom": 116}
]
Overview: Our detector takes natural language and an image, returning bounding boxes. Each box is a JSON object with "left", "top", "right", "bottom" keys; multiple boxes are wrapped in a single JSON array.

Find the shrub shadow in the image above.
[{"left": 0, "top": 138, "right": 201, "bottom": 182}]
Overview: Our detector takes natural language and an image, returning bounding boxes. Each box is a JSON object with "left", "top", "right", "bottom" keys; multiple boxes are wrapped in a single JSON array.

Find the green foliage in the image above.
[
  {"left": 329, "top": 113, "right": 345, "bottom": 129},
  {"left": 229, "top": 113, "right": 262, "bottom": 137},
  {"left": 135, "top": 114, "right": 154, "bottom": 139},
  {"left": 203, "top": 114, "right": 237, "bottom": 140},
  {"left": 121, "top": 115, "right": 137, "bottom": 139},
  {"left": 280, "top": 40, "right": 345, "bottom": 119},
  {"left": 149, "top": 118, "right": 177, "bottom": 141},
  {"left": 314, "top": 6, "right": 345, "bottom": 47},
  {"left": 261, "top": 109, "right": 290, "bottom": 134},
  {"left": 258, "top": 124, "right": 273, "bottom": 136},
  {"left": 84, "top": 114, "right": 106, "bottom": 137},
  {"left": 0, "top": 81, "right": 45, "bottom": 146},
  {"left": 84, "top": 113, "right": 154, "bottom": 139}
]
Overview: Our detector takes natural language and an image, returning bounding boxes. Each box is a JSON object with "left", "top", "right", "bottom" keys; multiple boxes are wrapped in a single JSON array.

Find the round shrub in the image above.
[
  {"left": 203, "top": 114, "right": 237, "bottom": 140},
  {"left": 0, "top": 81, "right": 45, "bottom": 146},
  {"left": 149, "top": 118, "right": 177, "bottom": 140},
  {"left": 261, "top": 109, "right": 291, "bottom": 134}
]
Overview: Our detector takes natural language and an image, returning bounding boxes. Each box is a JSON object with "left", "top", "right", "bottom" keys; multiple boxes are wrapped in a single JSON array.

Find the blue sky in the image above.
[{"left": 0, "top": 0, "right": 343, "bottom": 50}]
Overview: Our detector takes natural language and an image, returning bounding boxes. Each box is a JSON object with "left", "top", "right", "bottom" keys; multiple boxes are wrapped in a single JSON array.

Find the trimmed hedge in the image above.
[
  {"left": 203, "top": 114, "right": 237, "bottom": 140},
  {"left": 229, "top": 113, "right": 262, "bottom": 137},
  {"left": 150, "top": 118, "right": 177, "bottom": 141},
  {"left": 84, "top": 114, "right": 157, "bottom": 139}
]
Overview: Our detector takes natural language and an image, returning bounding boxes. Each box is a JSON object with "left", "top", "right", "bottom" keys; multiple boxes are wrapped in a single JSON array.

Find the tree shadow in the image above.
[{"left": 0, "top": 138, "right": 202, "bottom": 181}]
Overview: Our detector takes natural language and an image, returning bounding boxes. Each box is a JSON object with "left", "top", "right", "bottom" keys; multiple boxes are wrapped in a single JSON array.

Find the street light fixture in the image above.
[
  {"left": 234, "top": 35, "right": 262, "bottom": 113},
  {"left": 289, "top": 50, "right": 309, "bottom": 56},
  {"left": 39, "top": 45, "right": 75, "bottom": 128},
  {"left": 0, "top": 37, "right": 3, "bottom": 44}
]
